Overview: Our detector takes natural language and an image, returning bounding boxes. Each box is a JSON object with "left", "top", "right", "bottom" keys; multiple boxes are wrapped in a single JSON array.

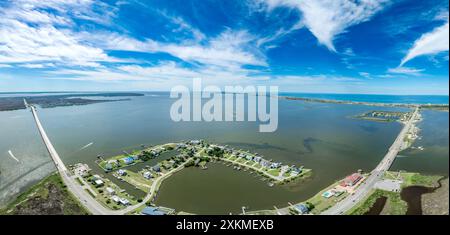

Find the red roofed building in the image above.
[{"left": 340, "top": 173, "right": 363, "bottom": 187}]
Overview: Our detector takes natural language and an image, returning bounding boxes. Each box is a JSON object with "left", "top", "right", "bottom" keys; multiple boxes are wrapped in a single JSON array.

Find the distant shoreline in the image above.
[
  {"left": 0, "top": 92, "right": 448, "bottom": 112},
  {"left": 0, "top": 92, "right": 144, "bottom": 112},
  {"left": 282, "top": 96, "right": 449, "bottom": 111}
]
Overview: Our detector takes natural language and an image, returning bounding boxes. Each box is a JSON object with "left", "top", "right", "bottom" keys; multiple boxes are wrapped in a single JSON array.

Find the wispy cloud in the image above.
[
  {"left": 359, "top": 72, "right": 371, "bottom": 78},
  {"left": 262, "top": 0, "right": 389, "bottom": 51},
  {"left": 0, "top": 0, "right": 268, "bottom": 88},
  {"left": 387, "top": 66, "right": 424, "bottom": 76},
  {"left": 400, "top": 21, "right": 449, "bottom": 66},
  {"left": 0, "top": 0, "right": 118, "bottom": 67},
  {"left": 86, "top": 29, "right": 267, "bottom": 69}
]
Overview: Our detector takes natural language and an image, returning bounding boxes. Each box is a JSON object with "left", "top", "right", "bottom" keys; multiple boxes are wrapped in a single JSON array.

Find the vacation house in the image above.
[{"left": 340, "top": 173, "right": 363, "bottom": 187}]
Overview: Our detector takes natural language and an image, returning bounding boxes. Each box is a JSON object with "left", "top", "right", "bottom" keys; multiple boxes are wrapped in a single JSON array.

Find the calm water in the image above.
[
  {"left": 392, "top": 110, "right": 449, "bottom": 175},
  {"left": 0, "top": 92, "right": 448, "bottom": 213}
]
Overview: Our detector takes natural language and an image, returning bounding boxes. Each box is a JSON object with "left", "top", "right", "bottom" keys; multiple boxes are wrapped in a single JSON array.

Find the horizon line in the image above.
[{"left": 0, "top": 91, "right": 449, "bottom": 96}]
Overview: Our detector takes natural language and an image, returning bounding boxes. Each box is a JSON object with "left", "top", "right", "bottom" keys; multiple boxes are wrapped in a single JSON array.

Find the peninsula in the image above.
[
  {"left": 0, "top": 92, "right": 144, "bottom": 111},
  {"left": 283, "top": 96, "right": 449, "bottom": 111}
]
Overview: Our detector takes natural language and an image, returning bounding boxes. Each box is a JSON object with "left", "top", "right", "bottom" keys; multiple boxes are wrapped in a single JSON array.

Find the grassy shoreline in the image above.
[{"left": 0, "top": 172, "right": 89, "bottom": 215}]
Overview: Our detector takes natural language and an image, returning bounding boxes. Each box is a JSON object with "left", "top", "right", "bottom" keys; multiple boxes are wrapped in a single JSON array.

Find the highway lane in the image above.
[{"left": 321, "top": 107, "right": 419, "bottom": 215}]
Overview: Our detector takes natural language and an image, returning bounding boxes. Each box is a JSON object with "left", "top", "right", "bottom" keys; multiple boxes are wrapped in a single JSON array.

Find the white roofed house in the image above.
[
  {"left": 111, "top": 195, "right": 120, "bottom": 203},
  {"left": 260, "top": 159, "right": 270, "bottom": 168},
  {"left": 270, "top": 162, "right": 281, "bottom": 169},
  {"left": 143, "top": 171, "right": 152, "bottom": 179},
  {"left": 119, "top": 198, "right": 130, "bottom": 206},
  {"left": 94, "top": 179, "right": 104, "bottom": 187},
  {"left": 106, "top": 187, "right": 115, "bottom": 195}
]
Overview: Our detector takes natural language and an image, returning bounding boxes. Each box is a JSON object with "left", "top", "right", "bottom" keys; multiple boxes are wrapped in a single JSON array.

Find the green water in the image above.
[{"left": 0, "top": 93, "right": 447, "bottom": 213}]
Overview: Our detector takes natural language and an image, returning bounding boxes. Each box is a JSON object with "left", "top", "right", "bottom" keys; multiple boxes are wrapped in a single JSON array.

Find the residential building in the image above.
[
  {"left": 122, "top": 156, "right": 134, "bottom": 165},
  {"left": 141, "top": 206, "right": 166, "bottom": 215},
  {"left": 111, "top": 195, "right": 120, "bottom": 203},
  {"left": 152, "top": 164, "right": 161, "bottom": 172},
  {"left": 94, "top": 179, "right": 104, "bottom": 186},
  {"left": 119, "top": 198, "right": 130, "bottom": 205},
  {"left": 106, "top": 187, "right": 115, "bottom": 195},
  {"left": 294, "top": 204, "right": 309, "bottom": 214},
  {"left": 340, "top": 173, "right": 363, "bottom": 187},
  {"left": 143, "top": 171, "right": 152, "bottom": 179}
]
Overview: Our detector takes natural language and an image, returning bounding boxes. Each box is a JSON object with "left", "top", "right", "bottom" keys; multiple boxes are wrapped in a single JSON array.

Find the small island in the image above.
[{"left": 353, "top": 110, "right": 413, "bottom": 123}]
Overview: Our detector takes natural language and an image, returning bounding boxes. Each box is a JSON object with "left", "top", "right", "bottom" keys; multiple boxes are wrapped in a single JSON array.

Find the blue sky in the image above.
[{"left": 0, "top": 0, "right": 448, "bottom": 94}]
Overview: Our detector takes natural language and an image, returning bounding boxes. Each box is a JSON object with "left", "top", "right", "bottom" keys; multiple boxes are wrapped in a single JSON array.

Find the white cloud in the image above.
[
  {"left": 0, "top": 0, "right": 268, "bottom": 87},
  {"left": 359, "top": 72, "right": 370, "bottom": 78},
  {"left": 85, "top": 29, "right": 267, "bottom": 69},
  {"left": 160, "top": 12, "right": 206, "bottom": 42},
  {"left": 0, "top": 1, "right": 121, "bottom": 67},
  {"left": 434, "top": 8, "right": 449, "bottom": 21},
  {"left": 256, "top": 22, "right": 304, "bottom": 48},
  {"left": 19, "top": 63, "right": 56, "bottom": 68},
  {"left": 387, "top": 66, "right": 424, "bottom": 75},
  {"left": 1, "top": 7, "right": 71, "bottom": 25},
  {"left": 0, "top": 19, "right": 110, "bottom": 66},
  {"left": 400, "top": 21, "right": 449, "bottom": 66},
  {"left": 47, "top": 60, "right": 259, "bottom": 85},
  {"left": 14, "top": 0, "right": 118, "bottom": 25},
  {"left": 262, "top": 0, "right": 388, "bottom": 51},
  {"left": 19, "top": 64, "right": 45, "bottom": 69}
]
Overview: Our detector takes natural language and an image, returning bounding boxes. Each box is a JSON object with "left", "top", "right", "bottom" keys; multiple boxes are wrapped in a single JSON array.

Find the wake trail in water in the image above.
[
  {"left": 80, "top": 142, "right": 94, "bottom": 150},
  {"left": 7, "top": 150, "right": 20, "bottom": 163}
]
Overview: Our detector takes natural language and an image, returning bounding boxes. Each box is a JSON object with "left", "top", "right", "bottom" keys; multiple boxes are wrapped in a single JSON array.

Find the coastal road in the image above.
[
  {"left": 321, "top": 107, "right": 420, "bottom": 215},
  {"left": 29, "top": 104, "right": 114, "bottom": 215}
]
